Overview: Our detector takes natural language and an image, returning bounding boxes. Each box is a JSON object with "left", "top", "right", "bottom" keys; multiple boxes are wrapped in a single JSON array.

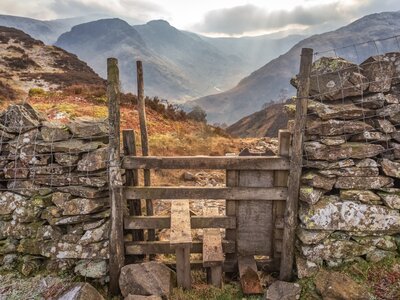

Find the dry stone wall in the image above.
[
  {"left": 294, "top": 54, "right": 400, "bottom": 277},
  {"left": 0, "top": 104, "right": 110, "bottom": 281}
]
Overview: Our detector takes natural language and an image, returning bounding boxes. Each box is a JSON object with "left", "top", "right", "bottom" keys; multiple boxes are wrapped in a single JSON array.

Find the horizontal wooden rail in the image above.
[
  {"left": 125, "top": 187, "right": 287, "bottom": 200},
  {"left": 122, "top": 156, "right": 290, "bottom": 170},
  {"left": 124, "top": 216, "right": 236, "bottom": 229},
  {"left": 125, "top": 240, "right": 235, "bottom": 255}
]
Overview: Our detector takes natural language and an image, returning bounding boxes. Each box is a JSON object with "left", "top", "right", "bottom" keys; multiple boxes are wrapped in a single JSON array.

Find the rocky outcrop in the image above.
[
  {"left": 0, "top": 105, "right": 110, "bottom": 282},
  {"left": 296, "top": 54, "right": 400, "bottom": 273}
]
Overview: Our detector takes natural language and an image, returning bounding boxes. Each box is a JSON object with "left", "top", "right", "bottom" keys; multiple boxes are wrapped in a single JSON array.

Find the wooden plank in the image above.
[
  {"left": 203, "top": 207, "right": 224, "bottom": 267},
  {"left": 176, "top": 246, "right": 191, "bottom": 289},
  {"left": 238, "top": 256, "right": 263, "bottom": 295},
  {"left": 122, "top": 129, "right": 144, "bottom": 243},
  {"left": 125, "top": 240, "right": 235, "bottom": 255},
  {"left": 125, "top": 186, "right": 287, "bottom": 200},
  {"left": 136, "top": 60, "right": 155, "bottom": 242},
  {"left": 123, "top": 156, "right": 290, "bottom": 170},
  {"left": 124, "top": 215, "right": 236, "bottom": 229},
  {"left": 207, "top": 265, "right": 223, "bottom": 288},
  {"left": 107, "top": 57, "right": 125, "bottom": 295},
  {"left": 236, "top": 171, "right": 274, "bottom": 256},
  {"left": 170, "top": 200, "right": 192, "bottom": 247},
  {"left": 280, "top": 48, "right": 313, "bottom": 281},
  {"left": 273, "top": 130, "right": 290, "bottom": 260},
  {"left": 225, "top": 170, "right": 238, "bottom": 270}
]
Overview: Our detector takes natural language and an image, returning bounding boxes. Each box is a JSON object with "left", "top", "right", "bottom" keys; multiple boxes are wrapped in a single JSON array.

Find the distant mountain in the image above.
[
  {"left": 0, "top": 26, "right": 103, "bottom": 100},
  {"left": 56, "top": 18, "right": 249, "bottom": 101},
  {"left": 226, "top": 103, "right": 287, "bottom": 138},
  {"left": 202, "top": 34, "right": 305, "bottom": 72},
  {"left": 191, "top": 11, "right": 400, "bottom": 125}
]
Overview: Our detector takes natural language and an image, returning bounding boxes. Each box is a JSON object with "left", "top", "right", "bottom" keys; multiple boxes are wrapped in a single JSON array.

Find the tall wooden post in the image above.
[
  {"left": 136, "top": 61, "right": 155, "bottom": 242},
  {"left": 123, "top": 129, "right": 144, "bottom": 244},
  {"left": 107, "top": 58, "right": 125, "bottom": 295},
  {"left": 280, "top": 48, "right": 313, "bottom": 281}
]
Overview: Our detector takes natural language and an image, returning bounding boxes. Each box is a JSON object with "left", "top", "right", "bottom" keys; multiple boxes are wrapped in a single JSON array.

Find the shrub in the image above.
[
  {"left": 28, "top": 88, "right": 46, "bottom": 97},
  {"left": 187, "top": 106, "right": 207, "bottom": 122}
]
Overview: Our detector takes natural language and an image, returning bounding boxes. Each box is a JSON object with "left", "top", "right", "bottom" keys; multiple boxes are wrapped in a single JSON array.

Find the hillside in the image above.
[
  {"left": 0, "top": 26, "right": 104, "bottom": 100},
  {"left": 226, "top": 103, "right": 288, "bottom": 138},
  {"left": 191, "top": 11, "right": 400, "bottom": 124}
]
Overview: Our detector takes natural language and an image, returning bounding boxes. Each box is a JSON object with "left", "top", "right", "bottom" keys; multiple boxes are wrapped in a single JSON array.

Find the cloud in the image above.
[{"left": 194, "top": 0, "right": 400, "bottom": 35}]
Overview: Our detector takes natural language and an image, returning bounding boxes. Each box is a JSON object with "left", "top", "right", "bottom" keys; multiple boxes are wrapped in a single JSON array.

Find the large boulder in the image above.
[
  {"left": 264, "top": 281, "right": 301, "bottom": 300},
  {"left": 0, "top": 104, "right": 41, "bottom": 133},
  {"left": 57, "top": 283, "right": 105, "bottom": 300},
  {"left": 119, "top": 262, "right": 176, "bottom": 298},
  {"left": 314, "top": 269, "right": 370, "bottom": 299}
]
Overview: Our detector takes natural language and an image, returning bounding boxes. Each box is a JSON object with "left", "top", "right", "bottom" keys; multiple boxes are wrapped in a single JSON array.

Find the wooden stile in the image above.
[
  {"left": 136, "top": 60, "right": 155, "bottom": 242},
  {"left": 107, "top": 58, "right": 125, "bottom": 295},
  {"left": 280, "top": 48, "right": 313, "bottom": 281}
]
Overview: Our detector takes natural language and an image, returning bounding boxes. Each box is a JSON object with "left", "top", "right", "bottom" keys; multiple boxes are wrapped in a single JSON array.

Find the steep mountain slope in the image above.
[
  {"left": 226, "top": 103, "right": 287, "bottom": 138},
  {"left": 56, "top": 18, "right": 195, "bottom": 101},
  {"left": 0, "top": 26, "right": 103, "bottom": 100},
  {"left": 191, "top": 11, "right": 400, "bottom": 124},
  {"left": 202, "top": 34, "right": 305, "bottom": 71},
  {"left": 134, "top": 20, "right": 245, "bottom": 96}
]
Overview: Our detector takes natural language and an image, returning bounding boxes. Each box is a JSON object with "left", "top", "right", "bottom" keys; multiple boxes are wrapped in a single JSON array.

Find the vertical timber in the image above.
[
  {"left": 107, "top": 58, "right": 125, "bottom": 295},
  {"left": 279, "top": 48, "right": 313, "bottom": 281},
  {"left": 122, "top": 129, "right": 144, "bottom": 244},
  {"left": 136, "top": 61, "right": 155, "bottom": 242}
]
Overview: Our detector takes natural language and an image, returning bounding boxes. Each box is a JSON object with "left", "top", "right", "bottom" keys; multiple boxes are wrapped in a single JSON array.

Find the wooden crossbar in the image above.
[
  {"left": 125, "top": 187, "right": 287, "bottom": 200},
  {"left": 124, "top": 215, "right": 236, "bottom": 230},
  {"left": 122, "top": 156, "right": 290, "bottom": 170},
  {"left": 125, "top": 240, "right": 236, "bottom": 255}
]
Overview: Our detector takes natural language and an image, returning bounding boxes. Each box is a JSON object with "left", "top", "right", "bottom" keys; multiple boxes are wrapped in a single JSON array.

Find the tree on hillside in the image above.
[{"left": 188, "top": 105, "right": 207, "bottom": 122}]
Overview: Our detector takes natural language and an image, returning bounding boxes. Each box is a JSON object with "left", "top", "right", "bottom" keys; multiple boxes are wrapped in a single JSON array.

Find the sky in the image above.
[{"left": 1, "top": 0, "right": 400, "bottom": 37}]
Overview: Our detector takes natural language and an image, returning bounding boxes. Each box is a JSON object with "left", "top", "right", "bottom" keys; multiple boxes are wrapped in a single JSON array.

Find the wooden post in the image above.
[
  {"left": 273, "top": 130, "right": 291, "bottom": 260},
  {"left": 107, "top": 57, "right": 125, "bottom": 295},
  {"left": 280, "top": 48, "right": 313, "bottom": 281},
  {"left": 136, "top": 61, "right": 155, "bottom": 242},
  {"left": 122, "top": 129, "right": 144, "bottom": 244}
]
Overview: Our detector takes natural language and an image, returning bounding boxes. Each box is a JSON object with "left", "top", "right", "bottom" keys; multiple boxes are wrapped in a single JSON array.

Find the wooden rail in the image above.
[
  {"left": 123, "top": 156, "right": 290, "bottom": 170},
  {"left": 125, "top": 240, "right": 236, "bottom": 255},
  {"left": 125, "top": 187, "right": 287, "bottom": 200},
  {"left": 124, "top": 215, "right": 236, "bottom": 229}
]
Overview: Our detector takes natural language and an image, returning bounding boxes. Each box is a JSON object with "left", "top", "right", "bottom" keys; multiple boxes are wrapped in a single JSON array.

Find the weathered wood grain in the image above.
[
  {"left": 170, "top": 200, "right": 192, "bottom": 247},
  {"left": 124, "top": 215, "right": 236, "bottom": 229},
  {"left": 280, "top": 48, "right": 313, "bottom": 281},
  {"left": 123, "top": 156, "right": 290, "bottom": 170},
  {"left": 125, "top": 186, "right": 287, "bottom": 200}
]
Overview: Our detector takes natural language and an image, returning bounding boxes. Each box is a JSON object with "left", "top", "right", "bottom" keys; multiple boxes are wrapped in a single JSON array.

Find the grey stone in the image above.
[
  {"left": 296, "top": 228, "right": 331, "bottom": 245},
  {"left": 301, "top": 172, "right": 336, "bottom": 190},
  {"left": 74, "top": 260, "right": 107, "bottom": 278},
  {"left": 57, "top": 186, "right": 108, "bottom": 198},
  {"left": 0, "top": 192, "right": 25, "bottom": 215},
  {"left": 77, "top": 147, "right": 108, "bottom": 172},
  {"left": 340, "top": 190, "right": 381, "bottom": 204},
  {"left": 361, "top": 54, "right": 394, "bottom": 92},
  {"left": 79, "top": 221, "right": 109, "bottom": 244},
  {"left": 377, "top": 190, "right": 400, "bottom": 209},
  {"left": 315, "top": 269, "right": 370, "bottom": 300},
  {"left": 41, "top": 121, "right": 70, "bottom": 142},
  {"left": 306, "top": 57, "right": 369, "bottom": 101},
  {"left": 381, "top": 158, "right": 400, "bottom": 178},
  {"left": 0, "top": 104, "right": 40, "bottom": 133},
  {"left": 57, "top": 283, "right": 105, "bottom": 300},
  {"left": 4, "top": 160, "right": 29, "bottom": 179},
  {"left": 353, "top": 92, "right": 386, "bottom": 109},
  {"left": 353, "top": 236, "right": 397, "bottom": 251},
  {"left": 54, "top": 153, "right": 80, "bottom": 167},
  {"left": 299, "top": 186, "right": 325, "bottom": 205},
  {"left": 265, "top": 281, "right": 301, "bottom": 300},
  {"left": 36, "top": 140, "right": 104, "bottom": 154},
  {"left": 125, "top": 296, "right": 162, "bottom": 300},
  {"left": 335, "top": 176, "right": 393, "bottom": 189},
  {"left": 119, "top": 262, "right": 176, "bottom": 298},
  {"left": 68, "top": 117, "right": 108, "bottom": 138},
  {"left": 295, "top": 255, "right": 319, "bottom": 279},
  {"left": 303, "top": 159, "right": 355, "bottom": 169},
  {"left": 299, "top": 198, "right": 400, "bottom": 232},
  {"left": 304, "top": 142, "right": 384, "bottom": 161},
  {"left": 356, "top": 158, "right": 378, "bottom": 168},
  {"left": 319, "top": 167, "right": 379, "bottom": 177},
  {"left": 366, "top": 249, "right": 396, "bottom": 262},
  {"left": 351, "top": 131, "right": 391, "bottom": 142},
  {"left": 306, "top": 119, "right": 372, "bottom": 136}
]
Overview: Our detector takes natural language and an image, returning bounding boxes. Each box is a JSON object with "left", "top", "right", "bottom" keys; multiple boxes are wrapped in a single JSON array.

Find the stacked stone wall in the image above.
[
  {"left": 0, "top": 104, "right": 109, "bottom": 281},
  {"left": 295, "top": 54, "right": 400, "bottom": 277}
]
